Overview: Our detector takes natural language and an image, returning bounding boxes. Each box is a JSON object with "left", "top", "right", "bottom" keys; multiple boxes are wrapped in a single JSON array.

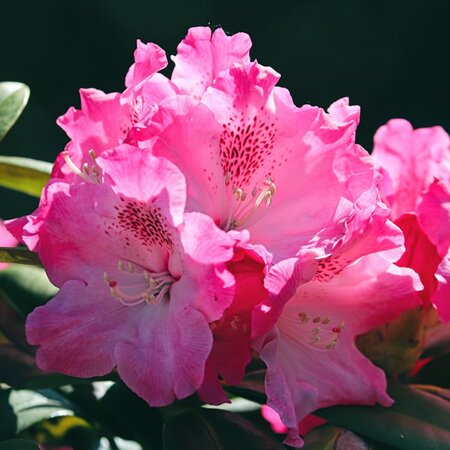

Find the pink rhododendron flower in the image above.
[
  {"left": 253, "top": 248, "right": 421, "bottom": 446},
  {"left": 0, "top": 219, "right": 18, "bottom": 270},
  {"left": 372, "top": 119, "right": 450, "bottom": 320},
  {"left": 8, "top": 145, "right": 235, "bottom": 405},
  {"left": 53, "top": 27, "right": 251, "bottom": 182},
  {"left": 45, "top": 26, "right": 401, "bottom": 405}
]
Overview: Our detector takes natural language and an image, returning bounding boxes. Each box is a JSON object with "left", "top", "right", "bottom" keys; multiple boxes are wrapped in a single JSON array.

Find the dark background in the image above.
[{"left": 1, "top": 0, "right": 448, "bottom": 219}]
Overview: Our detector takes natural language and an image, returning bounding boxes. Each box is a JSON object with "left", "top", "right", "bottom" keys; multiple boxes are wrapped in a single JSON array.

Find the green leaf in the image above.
[
  {"left": 0, "top": 439, "right": 39, "bottom": 450},
  {"left": 0, "top": 156, "right": 52, "bottom": 197},
  {"left": 0, "top": 265, "right": 57, "bottom": 317},
  {"left": 422, "top": 322, "right": 450, "bottom": 358},
  {"left": 226, "top": 369, "right": 267, "bottom": 404},
  {"left": 97, "top": 381, "right": 163, "bottom": 448},
  {"left": 316, "top": 381, "right": 450, "bottom": 450},
  {"left": 0, "top": 248, "right": 42, "bottom": 267},
  {"left": 163, "top": 408, "right": 285, "bottom": 450},
  {"left": 0, "top": 82, "right": 30, "bottom": 142},
  {"left": 412, "top": 354, "right": 450, "bottom": 389},
  {"left": 0, "top": 389, "right": 77, "bottom": 440},
  {"left": 26, "top": 373, "right": 118, "bottom": 390}
]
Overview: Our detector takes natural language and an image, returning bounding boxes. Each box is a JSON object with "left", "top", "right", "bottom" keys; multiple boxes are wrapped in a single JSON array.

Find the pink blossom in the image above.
[
  {"left": 53, "top": 27, "right": 251, "bottom": 182},
  {"left": 253, "top": 247, "right": 421, "bottom": 446},
  {"left": 372, "top": 119, "right": 450, "bottom": 320},
  {"left": 0, "top": 219, "right": 18, "bottom": 270},
  {"left": 8, "top": 145, "right": 235, "bottom": 406}
]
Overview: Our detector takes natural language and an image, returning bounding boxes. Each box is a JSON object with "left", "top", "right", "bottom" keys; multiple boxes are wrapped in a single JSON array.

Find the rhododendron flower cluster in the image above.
[{"left": 5, "top": 27, "right": 449, "bottom": 448}]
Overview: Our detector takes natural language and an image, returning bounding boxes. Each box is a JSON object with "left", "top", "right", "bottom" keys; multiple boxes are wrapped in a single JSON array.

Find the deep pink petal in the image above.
[
  {"left": 395, "top": 213, "right": 441, "bottom": 307},
  {"left": 199, "top": 246, "right": 268, "bottom": 403}
]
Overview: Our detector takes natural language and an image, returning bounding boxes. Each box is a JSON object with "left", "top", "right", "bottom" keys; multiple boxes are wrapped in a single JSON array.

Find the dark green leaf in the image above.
[
  {"left": 302, "top": 425, "right": 341, "bottom": 450},
  {"left": 0, "top": 155, "right": 51, "bottom": 197},
  {"left": 97, "top": 381, "right": 163, "bottom": 448},
  {"left": 0, "top": 82, "right": 30, "bottom": 142},
  {"left": 302, "top": 425, "right": 387, "bottom": 450},
  {"left": 0, "top": 439, "right": 39, "bottom": 450},
  {"left": 0, "top": 265, "right": 57, "bottom": 317},
  {"left": 422, "top": 323, "right": 450, "bottom": 358},
  {"left": 0, "top": 344, "right": 42, "bottom": 388},
  {"left": 0, "top": 389, "right": 77, "bottom": 439},
  {"left": 412, "top": 354, "right": 450, "bottom": 389},
  {"left": 163, "top": 408, "right": 285, "bottom": 450},
  {"left": 26, "top": 373, "right": 118, "bottom": 390},
  {"left": 0, "top": 289, "right": 30, "bottom": 352},
  {"left": 0, "top": 248, "right": 42, "bottom": 267},
  {"left": 316, "top": 381, "right": 450, "bottom": 450},
  {"left": 226, "top": 369, "right": 267, "bottom": 404}
]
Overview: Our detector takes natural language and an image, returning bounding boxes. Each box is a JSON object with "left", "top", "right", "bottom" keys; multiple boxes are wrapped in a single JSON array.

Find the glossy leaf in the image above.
[
  {"left": 0, "top": 265, "right": 57, "bottom": 317},
  {"left": 0, "top": 439, "right": 39, "bottom": 450},
  {"left": 0, "top": 82, "right": 30, "bottom": 142},
  {"left": 163, "top": 408, "right": 285, "bottom": 450},
  {"left": 422, "top": 322, "right": 450, "bottom": 358},
  {"left": 0, "top": 344, "right": 41, "bottom": 388},
  {"left": 26, "top": 373, "right": 118, "bottom": 390},
  {"left": 412, "top": 355, "right": 450, "bottom": 389},
  {"left": 226, "top": 369, "right": 267, "bottom": 404},
  {"left": 0, "top": 389, "right": 77, "bottom": 439},
  {"left": 316, "top": 381, "right": 450, "bottom": 450},
  {"left": 0, "top": 247, "right": 42, "bottom": 266},
  {"left": 0, "top": 155, "right": 51, "bottom": 197},
  {"left": 97, "top": 381, "right": 164, "bottom": 448}
]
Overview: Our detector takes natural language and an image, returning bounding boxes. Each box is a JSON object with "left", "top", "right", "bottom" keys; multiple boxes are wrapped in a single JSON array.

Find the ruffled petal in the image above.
[{"left": 171, "top": 27, "right": 252, "bottom": 99}]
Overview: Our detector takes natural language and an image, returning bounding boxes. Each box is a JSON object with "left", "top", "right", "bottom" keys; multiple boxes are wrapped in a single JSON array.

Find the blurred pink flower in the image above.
[{"left": 372, "top": 119, "right": 450, "bottom": 320}]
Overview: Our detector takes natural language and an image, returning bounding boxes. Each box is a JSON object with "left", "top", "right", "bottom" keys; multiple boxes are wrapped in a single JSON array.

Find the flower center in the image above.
[
  {"left": 104, "top": 260, "right": 175, "bottom": 306},
  {"left": 63, "top": 149, "right": 102, "bottom": 183},
  {"left": 296, "top": 312, "right": 345, "bottom": 351},
  {"left": 221, "top": 172, "right": 276, "bottom": 231}
]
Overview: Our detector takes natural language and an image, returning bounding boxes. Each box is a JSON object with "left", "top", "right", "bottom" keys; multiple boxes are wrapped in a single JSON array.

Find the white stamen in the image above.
[
  {"left": 222, "top": 175, "right": 276, "bottom": 231},
  {"left": 105, "top": 261, "right": 175, "bottom": 307},
  {"left": 63, "top": 150, "right": 102, "bottom": 184}
]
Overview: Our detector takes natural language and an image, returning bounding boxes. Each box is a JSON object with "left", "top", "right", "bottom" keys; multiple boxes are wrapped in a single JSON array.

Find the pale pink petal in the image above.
[
  {"left": 115, "top": 298, "right": 213, "bottom": 406},
  {"left": 171, "top": 27, "right": 252, "bottom": 99},
  {"left": 27, "top": 279, "right": 133, "bottom": 377},
  {"left": 54, "top": 88, "right": 130, "bottom": 180},
  {"left": 417, "top": 180, "right": 450, "bottom": 257},
  {"left": 372, "top": 119, "right": 450, "bottom": 218}
]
